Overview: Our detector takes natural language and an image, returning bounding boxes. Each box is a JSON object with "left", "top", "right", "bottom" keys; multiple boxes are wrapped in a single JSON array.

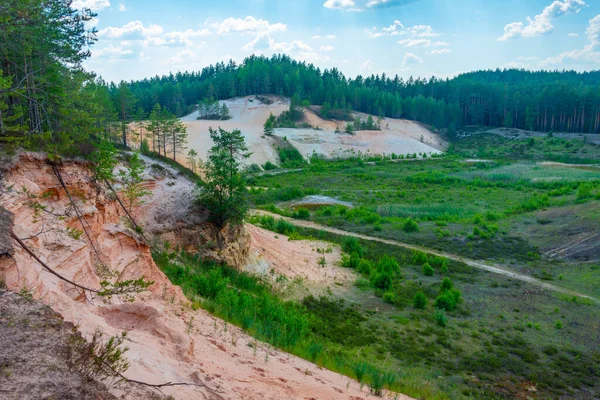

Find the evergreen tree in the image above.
[{"left": 198, "top": 127, "right": 249, "bottom": 227}]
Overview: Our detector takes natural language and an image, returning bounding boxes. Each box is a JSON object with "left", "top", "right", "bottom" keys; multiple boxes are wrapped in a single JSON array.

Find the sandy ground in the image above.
[
  {"left": 1, "top": 154, "right": 413, "bottom": 400},
  {"left": 245, "top": 224, "right": 356, "bottom": 298},
  {"left": 182, "top": 96, "right": 289, "bottom": 167},
  {"left": 182, "top": 96, "right": 446, "bottom": 166}
]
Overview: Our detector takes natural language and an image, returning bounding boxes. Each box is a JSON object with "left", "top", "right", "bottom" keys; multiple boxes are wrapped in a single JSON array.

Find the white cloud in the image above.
[
  {"left": 323, "top": 0, "right": 362, "bottom": 12},
  {"left": 312, "top": 34, "right": 336, "bottom": 39},
  {"left": 407, "top": 25, "right": 441, "bottom": 37},
  {"left": 145, "top": 29, "right": 211, "bottom": 47},
  {"left": 162, "top": 49, "right": 194, "bottom": 65},
  {"left": 498, "top": 0, "right": 586, "bottom": 41},
  {"left": 320, "top": 45, "right": 335, "bottom": 51},
  {"left": 92, "top": 45, "right": 136, "bottom": 59},
  {"left": 402, "top": 52, "right": 423, "bottom": 66},
  {"left": 397, "top": 38, "right": 448, "bottom": 47},
  {"left": 118, "top": 3, "right": 127, "bottom": 11},
  {"left": 430, "top": 48, "right": 450, "bottom": 55},
  {"left": 568, "top": 32, "right": 579, "bottom": 36},
  {"left": 72, "top": 0, "right": 110, "bottom": 11},
  {"left": 365, "top": 27, "right": 385, "bottom": 38},
  {"left": 214, "top": 16, "right": 286, "bottom": 35},
  {"left": 99, "top": 21, "right": 163, "bottom": 39},
  {"left": 99, "top": 21, "right": 211, "bottom": 48},
  {"left": 382, "top": 20, "right": 404, "bottom": 34},
  {"left": 398, "top": 38, "right": 431, "bottom": 47},
  {"left": 540, "top": 14, "right": 600, "bottom": 66}
]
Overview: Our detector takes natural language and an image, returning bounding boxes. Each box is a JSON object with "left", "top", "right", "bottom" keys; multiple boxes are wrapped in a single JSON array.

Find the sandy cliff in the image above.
[{"left": 0, "top": 153, "right": 398, "bottom": 400}]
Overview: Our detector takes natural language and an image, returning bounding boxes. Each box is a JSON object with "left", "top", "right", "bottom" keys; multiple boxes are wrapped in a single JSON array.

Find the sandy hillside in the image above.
[
  {"left": 182, "top": 96, "right": 289, "bottom": 167},
  {"left": 0, "top": 154, "right": 412, "bottom": 400},
  {"left": 182, "top": 96, "right": 445, "bottom": 166},
  {"left": 245, "top": 224, "right": 356, "bottom": 298}
]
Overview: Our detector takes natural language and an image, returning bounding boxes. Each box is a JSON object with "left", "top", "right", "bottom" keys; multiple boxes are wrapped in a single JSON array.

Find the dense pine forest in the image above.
[
  {"left": 120, "top": 55, "right": 600, "bottom": 135},
  {"left": 1, "top": 0, "right": 600, "bottom": 158}
]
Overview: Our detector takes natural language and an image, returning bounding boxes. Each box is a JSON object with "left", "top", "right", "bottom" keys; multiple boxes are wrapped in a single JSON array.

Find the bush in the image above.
[
  {"left": 292, "top": 208, "right": 310, "bottom": 220},
  {"left": 435, "top": 290, "right": 461, "bottom": 311},
  {"left": 357, "top": 258, "right": 374, "bottom": 275},
  {"left": 403, "top": 218, "right": 419, "bottom": 233},
  {"left": 441, "top": 260, "right": 449, "bottom": 274},
  {"left": 342, "top": 252, "right": 361, "bottom": 269},
  {"left": 423, "top": 263, "right": 435, "bottom": 276},
  {"left": 353, "top": 361, "right": 369, "bottom": 383},
  {"left": 413, "top": 292, "right": 428, "bottom": 309},
  {"left": 376, "top": 255, "right": 399, "bottom": 274},
  {"left": 412, "top": 250, "right": 428, "bottom": 265},
  {"left": 577, "top": 183, "right": 593, "bottom": 200},
  {"left": 555, "top": 320, "right": 563, "bottom": 329},
  {"left": 434, "top": 308, "right": 448, "bottom": 327},
  {"left": 262, "top": 161, "right": 278, "bottom": 171},
  {"left": 440, "top": 277, "right": 454, "bottom": 292},
  {"left": 275, "top": 219, "right": 296, "bottom": 235},
  {"left": 371, "top": 271, "right": 393, "bottom": 291},
  {"left": 383, "top": 291, "right": 396, "bottom": 304},
  {"left": 342, "top": 236, "right": 364, "bottom": 258}
]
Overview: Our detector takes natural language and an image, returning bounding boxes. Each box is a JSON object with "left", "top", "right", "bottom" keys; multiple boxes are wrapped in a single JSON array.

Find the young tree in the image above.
[
  {"left": 504, "top": 111, "right": 513, "bottom": 128},
  {"left": 220, "top": 103, "right": 230, "bottom": 120},
  {"left": 321, "top": 101, "right": 331, "bottom": 119},
  {"left": 187, "top": 149, "right": 198, "bottom": 174},
  {"left": 263, "top": 113, "right": 276, "bottom": 136},
  {"left": 118, "top": 152, "right": 150, "bottom": 214},
  {"left": 198, "top": 127, "right": 249, "bottom": 227}
]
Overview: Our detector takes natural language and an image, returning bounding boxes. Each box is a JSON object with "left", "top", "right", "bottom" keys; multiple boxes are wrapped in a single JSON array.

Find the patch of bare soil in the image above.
[
  {"left": 0, "top": 289, "right": 120, "bottom": 400},
  {"left": 525, "top": 203, "right": 600, "bottom": 263},
  {"left": 245, "top": 224, "right": 356, "bottom": 298}
]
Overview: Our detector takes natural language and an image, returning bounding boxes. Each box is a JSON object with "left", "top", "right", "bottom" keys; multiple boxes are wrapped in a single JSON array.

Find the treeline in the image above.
[
  {"left": 116, "top": 55, "right": 600, "bottom": 135},
  {"left": 0, "top": 0, "right": 107, "bottom": 154}
]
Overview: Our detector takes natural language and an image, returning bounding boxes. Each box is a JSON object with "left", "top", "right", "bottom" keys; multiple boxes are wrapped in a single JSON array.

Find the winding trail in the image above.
[{"left": 251, "top": 210, "right": 600, "bottom": 304}]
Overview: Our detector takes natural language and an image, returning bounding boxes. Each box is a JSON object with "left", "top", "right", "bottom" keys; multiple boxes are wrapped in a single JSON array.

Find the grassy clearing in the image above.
[{"left": 237, "top": 134, "right": 600, "bottom": 398}]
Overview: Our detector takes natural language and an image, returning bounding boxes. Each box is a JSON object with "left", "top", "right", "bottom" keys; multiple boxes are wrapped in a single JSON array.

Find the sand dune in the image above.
[{"left": 182, "top": 96, "right": 446, "bottom": 166}]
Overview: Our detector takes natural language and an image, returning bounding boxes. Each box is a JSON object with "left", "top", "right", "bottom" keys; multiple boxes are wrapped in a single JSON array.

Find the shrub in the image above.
[
  {"left": 342, "top": 252, "right": 361, "bottom": 269},
  {"left": 307, "top": 342, "right": 324, "bottom": 361},
  {"left": 275, "top": 219, "right": 296, "bottom": 235},
  {"left": 262, "top": 161, "right": 278, "bottom": 171},
  {"left": 403, "top": 218, "right": 419, "bottom": 233},
  {"left": 413, "top": 292, "right": 428, "bottom": 309},
  {"left": 577, "top": 183, "right": 593, "bottom": 200},
  {"left": 292, "top": 208, "right": 310, "bottom": 220},
  {"left": 440, "top": 277, "right": 454, "bottom": 292},
  {"left": 371, "top": 271, "right": 393, "bottom": 291},
  {"left": 441, "top": 259, "right": 449, "bottom": 274},
  {"left": 435, "top": 290, "right": 461, "bottom": 311},
  {"left": 555, "top": 320, "right": 563, "bottom": 329},
  {"left": 342, "top": 236, "right": 364, "bottom": 258},
  {"left": 377, "top": 255, "right": 400, "bottom": 274},
  {"left": 412, "top": 250, "right": 428, "bottom": 265},
  {"left": 368, "top": 368, "right": 385, "bottom": 396},
  {"left": 357, "top": 258, "right": 374, "bottom": 275},
  {"left": 423, "top": 263, "right": 435, "bottom": 276},
  {"left": 353, "top": 362, "right": 369, "bottom": 383},
  {"left": 383, "top": 291, "right": 396, "bottom": 304},
  {"left": 434, "top": 308, "right": 448, "bottom": 327}
]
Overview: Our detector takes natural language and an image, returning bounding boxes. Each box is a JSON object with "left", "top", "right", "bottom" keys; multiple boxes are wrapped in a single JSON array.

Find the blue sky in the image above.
[{"left": 78, "top": 0, "right": 600, "bottom": 83}]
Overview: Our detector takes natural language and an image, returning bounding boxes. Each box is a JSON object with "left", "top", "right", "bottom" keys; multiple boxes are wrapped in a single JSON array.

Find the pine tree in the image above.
[{"left": 198, "top": 127, "right": 249, "bottom": 227}]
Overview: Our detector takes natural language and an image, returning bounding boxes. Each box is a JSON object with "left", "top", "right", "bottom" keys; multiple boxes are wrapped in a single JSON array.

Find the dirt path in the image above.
[{"left": 251, "top": 210, "right": 600, "bottom": 304}]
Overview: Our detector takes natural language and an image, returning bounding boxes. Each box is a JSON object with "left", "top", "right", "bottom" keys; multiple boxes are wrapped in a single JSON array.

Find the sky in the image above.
[{"left": 79, "top": 0, "right": 600, "bottom": 83}]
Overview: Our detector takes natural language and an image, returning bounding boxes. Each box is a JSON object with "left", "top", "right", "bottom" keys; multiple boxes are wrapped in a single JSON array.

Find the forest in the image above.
[
  {"left": 1, "top": 0, "right": 600, "bottom": 157},
  {"left": 117, "top": 55, "right": 600, "bottom": 135}
]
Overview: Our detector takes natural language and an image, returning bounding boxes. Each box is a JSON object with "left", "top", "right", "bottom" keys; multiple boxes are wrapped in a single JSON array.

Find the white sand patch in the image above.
[{"left": 182, "top": 96, "right": 446, "bottom": 167}]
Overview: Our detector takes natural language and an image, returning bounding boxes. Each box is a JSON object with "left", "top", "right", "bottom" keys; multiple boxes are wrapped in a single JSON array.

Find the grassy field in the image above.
[
  {"left": 242, "top": 133, "right": 600, "bottom": 398},
  {"left": 156, "top": 132, "right": 600, "bottom": 399}
]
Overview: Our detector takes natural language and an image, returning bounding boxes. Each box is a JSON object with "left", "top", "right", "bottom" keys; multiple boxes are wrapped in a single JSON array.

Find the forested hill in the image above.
[{"left": 117, "top": 55, "right": 600, "bottom": 135}]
